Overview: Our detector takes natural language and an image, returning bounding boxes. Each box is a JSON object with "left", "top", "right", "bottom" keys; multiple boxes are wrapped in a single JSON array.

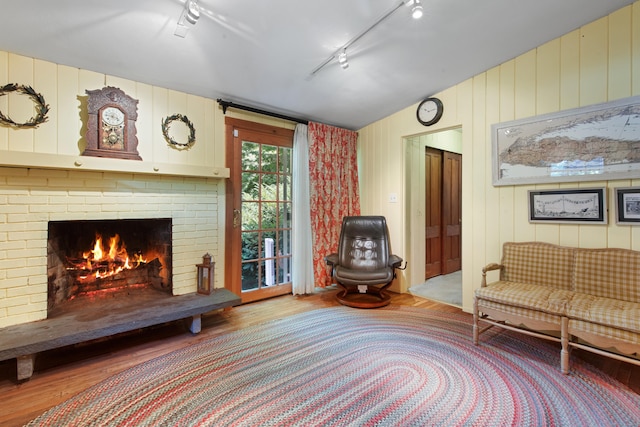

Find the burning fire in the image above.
[{"left": 75, "top": 233, "right": 147, "bottom": 280}]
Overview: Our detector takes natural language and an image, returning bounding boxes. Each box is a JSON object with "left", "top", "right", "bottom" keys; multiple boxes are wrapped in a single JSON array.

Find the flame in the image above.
[
  {"left": 93, "top": 237, "right": 104, "bottom": 260},
  {"left": 76, "top": 233, "right": 146, "bottom": 280}
]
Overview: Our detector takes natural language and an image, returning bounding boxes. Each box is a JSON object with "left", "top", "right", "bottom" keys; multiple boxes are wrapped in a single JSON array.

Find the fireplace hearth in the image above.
[{"left": 47, "top": 218, "right": 172, "bottom": 316}]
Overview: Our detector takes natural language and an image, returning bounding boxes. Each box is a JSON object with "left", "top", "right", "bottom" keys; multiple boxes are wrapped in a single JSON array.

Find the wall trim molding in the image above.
[{"left": 0, "top": 150, "right": 229, "bottom": 179}]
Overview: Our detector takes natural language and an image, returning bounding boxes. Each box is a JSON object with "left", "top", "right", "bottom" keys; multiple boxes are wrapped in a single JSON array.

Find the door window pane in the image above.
[
  {"left": 241, "top": 231, "right": 260, "bottom": 261},
  {"left": 242, "top": 172, "right": 259, "bottom": 200},
  {"left": 278, "top": 229, "right": 291, "bottom": 257},
  {"left": 261, "top": 173, "right": 277, "bottom": 201},
  {"left": 242, "top": 202, "right": 260, "bottom": 230},
  {"left": 279, "top": 175, "right": 291, "bottom": 201},
  {"left": 261, "top": 202, "right": 277, "bottom": 230},
  {"left": 242, "top": 141, "right": 260, "bottom": 171},
  {"left": 261, "top": 145, "right": 278, "bottom": 173},
  {"left": 242, "top": 260, "right": 261, "bottom": 290},
  {"left": 279, "top": 147, "right": 292, "bottom": 174},
  {"left": 278, "top": 257, "right": 292, "bottom": 284},
  {"left": 261, "top": 230, "right": 277, "bottom": 257},
  {"left": 279, "top": 202, "right": 291, "bottom": 228}
]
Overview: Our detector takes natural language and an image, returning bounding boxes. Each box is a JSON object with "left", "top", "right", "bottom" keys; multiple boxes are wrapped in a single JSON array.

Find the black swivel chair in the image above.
[{"left": 325, "top": 216, "right": 404, "bottom": 308}]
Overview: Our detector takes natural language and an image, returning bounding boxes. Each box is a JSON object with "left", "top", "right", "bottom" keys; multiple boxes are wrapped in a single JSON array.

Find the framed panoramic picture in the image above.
[
  {"left": 528, "top": 188, "right": 607, "bottom": 224},
  {"left": 615, "top": 187, "right": 640, "bottom": 224},
  {"left": 492, "top": 95, "right": 640, "bottom": 186}
]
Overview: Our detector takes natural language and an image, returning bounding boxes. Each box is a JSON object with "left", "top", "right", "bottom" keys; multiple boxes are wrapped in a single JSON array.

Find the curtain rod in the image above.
[{"left": 217, "top": 99, "right": 309, "bottom": 125}]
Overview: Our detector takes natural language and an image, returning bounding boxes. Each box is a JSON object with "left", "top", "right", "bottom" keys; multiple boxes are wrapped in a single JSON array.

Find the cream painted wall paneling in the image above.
[
  {"left": 0, "top": 52, "right": 228, "bottom": 178},
  {"left": 357, "top": 2, "right": 640, "bottom": 313}
]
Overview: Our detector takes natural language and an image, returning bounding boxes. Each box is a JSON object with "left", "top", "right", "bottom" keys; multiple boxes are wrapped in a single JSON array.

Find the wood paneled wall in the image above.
[
  {"left": 0, "top": 52, "right": 223, "bottom": 173},
  {"left": 358, "top": 2, "right": 640, "bottom": 312}
]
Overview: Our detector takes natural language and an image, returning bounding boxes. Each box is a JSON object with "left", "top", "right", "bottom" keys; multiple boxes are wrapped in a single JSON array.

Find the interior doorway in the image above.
[
  {"left": 425, "top": 148, "right": 461, "bottom": 280},
  {"left": 406, "top": 127, "right": 462, "bottom": 306}
]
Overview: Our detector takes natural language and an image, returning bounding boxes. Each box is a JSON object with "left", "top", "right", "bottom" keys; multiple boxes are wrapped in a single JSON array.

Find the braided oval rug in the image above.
[{"left": 26, "top": 306, "right": 639, "bottom": 426}]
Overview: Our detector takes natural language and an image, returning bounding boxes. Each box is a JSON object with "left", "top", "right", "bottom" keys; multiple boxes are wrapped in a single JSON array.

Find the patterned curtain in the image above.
[{"left": 308, "top": 121, "right": 360, "bottom": 287}]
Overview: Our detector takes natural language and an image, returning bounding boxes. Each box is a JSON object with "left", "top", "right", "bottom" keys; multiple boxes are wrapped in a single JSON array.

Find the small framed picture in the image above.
[
  {"left": 615, "top": 187, "right": 640, "bottom": 224},
  {"left": 528, "top": 188, "right": 607, "bottom": 224}
]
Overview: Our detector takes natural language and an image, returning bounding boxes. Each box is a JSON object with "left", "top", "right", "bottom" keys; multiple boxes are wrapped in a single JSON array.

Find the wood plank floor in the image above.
[{"left": 1, "top": 288, "right": 638, "bottom": 426}]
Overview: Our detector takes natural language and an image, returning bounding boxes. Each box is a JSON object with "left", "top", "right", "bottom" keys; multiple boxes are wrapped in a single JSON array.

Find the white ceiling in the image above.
[{"left": 0, "top": 0, "right": 634, "bottom": 130}]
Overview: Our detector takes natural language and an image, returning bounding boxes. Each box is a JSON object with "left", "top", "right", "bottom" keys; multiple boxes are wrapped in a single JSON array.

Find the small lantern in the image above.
[{"left": 196, "top": 253, "right": 214, "bottom": 295}]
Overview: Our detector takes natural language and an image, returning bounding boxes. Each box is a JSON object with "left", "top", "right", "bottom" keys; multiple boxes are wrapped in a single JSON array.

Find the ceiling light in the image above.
[
  {"left": 411, "top": 0, "right": 424, "bottom": 19},
  {"left": 338, "top": 51, "right": 349, "bottom": 69},
  {"left": 175, "top": 0, "right": 200, "bottom": 38},
  {"left": 185, "top": 0, "right": 200, "bottom": 24}
]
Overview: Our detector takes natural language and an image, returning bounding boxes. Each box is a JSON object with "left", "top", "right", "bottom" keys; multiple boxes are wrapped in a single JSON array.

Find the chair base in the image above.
[{"left": 336, "top": 283, "right": 391, "bottom": 309}]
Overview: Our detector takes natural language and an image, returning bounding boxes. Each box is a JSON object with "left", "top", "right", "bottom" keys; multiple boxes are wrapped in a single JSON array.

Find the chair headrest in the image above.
[{"left": 341, "top": 216, "right": 387, "bottom": 240}]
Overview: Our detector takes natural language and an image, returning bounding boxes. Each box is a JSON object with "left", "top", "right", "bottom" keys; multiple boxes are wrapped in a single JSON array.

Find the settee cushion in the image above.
[
  {"left": 475, "top": 281, "right": 574, "bottom": 315},
  {"left": 567, "top": 293, "right": 640, "bottom": 334},
  {"left": 569, "top": 319, "right": 640, "bottom": 347},
  {"left": 476, "top": 298, "right": 563, "bottom": 325},
  {"left": 573, "top": 248, "right": 640, "bottom": 303},
  {"left": 502, "top": 242, "right": 575, "bottom": 290}
]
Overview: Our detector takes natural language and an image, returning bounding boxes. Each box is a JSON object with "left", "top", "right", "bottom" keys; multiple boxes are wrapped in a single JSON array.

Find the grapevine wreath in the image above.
[{"left": 0, "top": 83, "right": 49, "bottom": 128}]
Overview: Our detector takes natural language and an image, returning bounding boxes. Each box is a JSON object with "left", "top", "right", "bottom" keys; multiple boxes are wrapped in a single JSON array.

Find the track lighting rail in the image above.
[{"left": 309, "top": 0, "right": 421, "bottom": 76}]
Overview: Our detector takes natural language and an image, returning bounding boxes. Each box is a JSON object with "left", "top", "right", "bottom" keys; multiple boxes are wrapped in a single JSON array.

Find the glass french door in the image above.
[{"left": 226, "top": 119, "right": 293, "bottom": 303}]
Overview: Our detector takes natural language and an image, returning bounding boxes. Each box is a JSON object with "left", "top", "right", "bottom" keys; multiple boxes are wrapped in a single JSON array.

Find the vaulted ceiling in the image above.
[{"left": 0, "top": 0, "right": 634, "bottom": 130}]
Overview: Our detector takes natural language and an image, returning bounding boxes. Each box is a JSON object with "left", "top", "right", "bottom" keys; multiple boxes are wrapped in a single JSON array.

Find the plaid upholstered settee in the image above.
[{"left": 473, "top": 241, "right": 640, "bottom": 374}]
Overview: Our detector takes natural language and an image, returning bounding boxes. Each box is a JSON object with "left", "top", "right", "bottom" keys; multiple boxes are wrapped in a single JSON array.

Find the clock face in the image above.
[
  {"left": 417, "top": 98, "right": 443, "bottom": 126},
  {"left": 100, "top": 107, "right": 125, "bottom": 149},
  {"left": 102, "top": 107, "right": 125, "bottom": 126}
]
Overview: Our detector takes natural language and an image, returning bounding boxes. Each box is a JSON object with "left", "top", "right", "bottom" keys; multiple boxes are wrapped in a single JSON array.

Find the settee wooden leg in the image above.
[
  {"left": 560, "top": 317, "right": 570, "bottom": 374},
  {"left": 472, "top": 298, "right": 479, "bottom": 345},
  {"left": 17, "top": 354, "right": 35, "bottom": 381}
]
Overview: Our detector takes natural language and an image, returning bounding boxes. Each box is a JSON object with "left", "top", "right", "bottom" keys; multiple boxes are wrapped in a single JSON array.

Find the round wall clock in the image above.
[{"left": 416, "top": 97, "right": 444, "bottom": 126}]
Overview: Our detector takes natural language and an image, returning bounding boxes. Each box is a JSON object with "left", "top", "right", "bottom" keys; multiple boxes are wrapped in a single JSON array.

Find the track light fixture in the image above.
[
  {"left": 410, "top": 0, "right": 424, "bottom": 20},
  {"left": 175, "top": 0, "right": 200, "bottom": 38},
  {"left": 185, "top": 0, "right": 201, "bottom": 24},
  {"left": 338, "top": 50, "right": 349, "bottom": 70},
  {"left": 309, "top": 0, "right": 424, "bottom": 76}
]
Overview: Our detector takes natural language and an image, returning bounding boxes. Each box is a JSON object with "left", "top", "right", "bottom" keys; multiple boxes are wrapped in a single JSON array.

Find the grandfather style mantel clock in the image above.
[{"left": 84, "top": 86, "right": 142, "bottom": 160}]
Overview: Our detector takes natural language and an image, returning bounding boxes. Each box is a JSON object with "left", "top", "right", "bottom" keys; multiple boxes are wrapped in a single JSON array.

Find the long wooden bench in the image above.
[{"left": 0, "top": 289, "right": 240, "bottom": 381}]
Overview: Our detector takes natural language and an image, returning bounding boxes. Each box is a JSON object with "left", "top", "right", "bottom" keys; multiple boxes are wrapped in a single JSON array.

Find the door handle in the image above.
[{"left": 233, "top": 209, "right": 241, "bottom": 228}]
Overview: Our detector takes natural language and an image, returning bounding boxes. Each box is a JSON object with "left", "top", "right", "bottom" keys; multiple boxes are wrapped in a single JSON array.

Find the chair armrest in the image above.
[
  {"left": 482, "top": 263, "right": 502, "bottom": 273},
  {"left": 389, "top": 255, "right": 404, "bottom": 269},
  {"left": 481, "top": 263, "right": 502, "bottom": 287},
  {"left": 325, "top": 253, "right": 338, "bottom": 266}
]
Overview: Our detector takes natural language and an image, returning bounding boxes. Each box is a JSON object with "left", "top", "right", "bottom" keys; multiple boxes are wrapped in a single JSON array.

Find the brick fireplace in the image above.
[{"left": 0, "top": 166, "right": 224, "bottom": 328}]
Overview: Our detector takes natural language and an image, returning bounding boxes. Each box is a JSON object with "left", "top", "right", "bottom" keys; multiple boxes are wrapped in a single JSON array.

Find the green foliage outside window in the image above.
[{"left": 240, "top": 141, "right": 292, "bottom": 291}]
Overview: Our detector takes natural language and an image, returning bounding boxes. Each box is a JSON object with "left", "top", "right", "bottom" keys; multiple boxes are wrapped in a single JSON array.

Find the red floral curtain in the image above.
[{"left": 308, "top": 121, "right": 360, "bottom": 287}]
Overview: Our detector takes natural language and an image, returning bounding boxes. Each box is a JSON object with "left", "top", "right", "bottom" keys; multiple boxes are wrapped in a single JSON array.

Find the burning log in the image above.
[
  {"left": 69, "top": 258, "right": 164, "bottom": 297},
  {"left": 66, "top": 256, "right": 142, "bottom": 277},
  {"left": 64, "top": 232, "right": 153, "bottom": 282}
]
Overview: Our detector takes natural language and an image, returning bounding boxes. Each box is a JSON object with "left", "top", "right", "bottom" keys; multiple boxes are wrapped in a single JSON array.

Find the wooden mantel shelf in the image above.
[{"left": 0, "top": 150, "right": 230, "bottom": 179}]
